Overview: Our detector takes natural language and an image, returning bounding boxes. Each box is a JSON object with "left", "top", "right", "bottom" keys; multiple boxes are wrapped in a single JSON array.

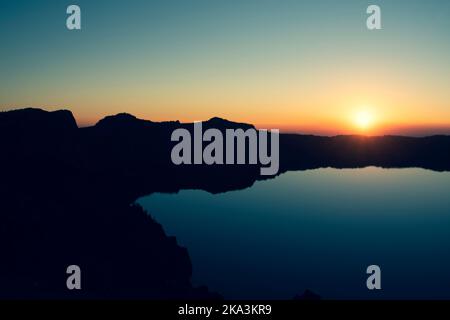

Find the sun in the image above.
[{"left": 354, "top": 110, "right": 375, "bottom": 130}]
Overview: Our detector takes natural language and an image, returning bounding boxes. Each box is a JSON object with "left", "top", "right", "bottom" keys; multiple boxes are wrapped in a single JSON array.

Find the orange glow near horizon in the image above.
[
  {"left": 4, "top": 44, "right": 450, "bottom": 137},
  {"left": 70, "top": 103, "right": 450, "bottom": 137}
]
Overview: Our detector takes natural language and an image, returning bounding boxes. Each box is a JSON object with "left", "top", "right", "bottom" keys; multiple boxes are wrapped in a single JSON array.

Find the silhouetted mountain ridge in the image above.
[{"left": 0, "top": 108, "right": 77, "bottom": 133}]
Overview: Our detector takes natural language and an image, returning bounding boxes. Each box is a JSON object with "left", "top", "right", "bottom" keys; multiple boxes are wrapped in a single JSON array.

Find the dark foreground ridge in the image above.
[{"left": 1, "top": 108, "right": 450, "bottom": 299}]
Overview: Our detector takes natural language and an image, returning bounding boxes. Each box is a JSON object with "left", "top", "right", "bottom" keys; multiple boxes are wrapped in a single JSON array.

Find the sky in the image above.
[{"left": 1, "top": 0, "right": 449, "bottom": 135}]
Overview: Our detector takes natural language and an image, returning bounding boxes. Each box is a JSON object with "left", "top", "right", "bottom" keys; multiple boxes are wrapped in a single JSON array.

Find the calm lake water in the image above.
[{"left": 137, "top": 167, "right": 450, "bottom": 299}]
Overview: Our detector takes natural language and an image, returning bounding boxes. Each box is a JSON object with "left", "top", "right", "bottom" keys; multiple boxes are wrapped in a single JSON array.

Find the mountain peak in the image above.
[
  {"left": 95, "top": 113, "right": 153, "bottom": 129},
  {"left": 0, "top": 108, "right": 78, "bottom": 132},
  {"left": 205, "top": 117, "right": 254, "bottom": 130}
]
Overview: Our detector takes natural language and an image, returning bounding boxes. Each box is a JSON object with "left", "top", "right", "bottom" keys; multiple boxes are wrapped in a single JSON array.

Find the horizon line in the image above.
[{"left": 3, "top": 106, "right": 450, "bottom": 138}]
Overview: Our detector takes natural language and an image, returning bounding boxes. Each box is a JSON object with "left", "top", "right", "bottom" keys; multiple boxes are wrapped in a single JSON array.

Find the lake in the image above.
[{"left": 137, "top": 167, "right": 450, "bottom": 299}]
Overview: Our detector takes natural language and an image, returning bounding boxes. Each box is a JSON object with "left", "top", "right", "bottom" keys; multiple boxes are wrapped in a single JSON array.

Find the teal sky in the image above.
[{"left": 1, "top": 0, "right": 449, "bottom": 135}]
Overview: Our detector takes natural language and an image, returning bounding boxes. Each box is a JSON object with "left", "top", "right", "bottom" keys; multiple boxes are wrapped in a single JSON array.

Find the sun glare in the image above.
[{"left": 354, "top": 110, "right": 375, "bottom": 131}]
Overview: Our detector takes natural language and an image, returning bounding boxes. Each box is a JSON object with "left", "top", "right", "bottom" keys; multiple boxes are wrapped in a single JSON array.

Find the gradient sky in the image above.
[{"left": 1, "top": 0, "right": 449, "bottom": 135}]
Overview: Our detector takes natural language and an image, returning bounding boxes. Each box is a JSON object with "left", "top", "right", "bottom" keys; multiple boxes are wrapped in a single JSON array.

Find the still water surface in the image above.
[{"left": 138, "top": 167, "right": 450, "bottom": 299}]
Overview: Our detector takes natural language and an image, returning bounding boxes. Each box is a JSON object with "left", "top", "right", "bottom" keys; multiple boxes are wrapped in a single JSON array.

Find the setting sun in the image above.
[{"left": 354, "top": 110, "right": 375, "bottom": 131}]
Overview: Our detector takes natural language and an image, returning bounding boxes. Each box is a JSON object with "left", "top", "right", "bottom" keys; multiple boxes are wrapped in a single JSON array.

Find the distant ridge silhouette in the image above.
[{"left": 1, "top": 107, "right": 450, "bottom": 299}]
